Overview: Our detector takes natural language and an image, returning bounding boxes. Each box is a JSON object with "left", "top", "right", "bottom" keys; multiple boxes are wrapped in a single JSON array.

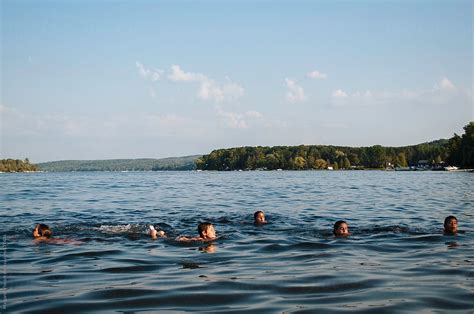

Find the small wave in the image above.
[{"left": 95, "top": 224, "right": 143, "bottom": 234}]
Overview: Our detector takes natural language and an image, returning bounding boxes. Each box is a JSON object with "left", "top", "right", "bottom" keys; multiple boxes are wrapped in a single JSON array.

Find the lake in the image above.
[{"left": 1, "top": 171, "right": 473, "bottom": 313}]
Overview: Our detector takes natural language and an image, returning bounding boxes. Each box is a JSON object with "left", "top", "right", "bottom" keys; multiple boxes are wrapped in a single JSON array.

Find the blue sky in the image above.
[{"left": 1, "top": 0, "right": 472, "bottom": 162}]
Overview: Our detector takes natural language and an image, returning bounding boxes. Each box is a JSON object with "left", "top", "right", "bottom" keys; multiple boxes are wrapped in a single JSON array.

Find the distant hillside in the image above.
[{"left": 38, "top": 156, "right": 201, "bottom": 172}]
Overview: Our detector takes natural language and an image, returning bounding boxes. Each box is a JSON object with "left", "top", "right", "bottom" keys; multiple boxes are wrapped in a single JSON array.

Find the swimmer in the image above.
[
  {"left": 333, "top": 220, "right": 350, "bottom": 237},
  {"left": 149, "top": 225, "right": 166, "bottom": 239},
  {"left": 32, "top": 223, "right": 52, "bottom": 240},
  {"left": 254, "top": 210, "right": 266, "bottom": 224},
  {"left": 443, "top": 216, "right": 458, "bottom": 235},
  {"left": 176, "top": 222, "right": 217, "bottom": 242},
  {"left": 32, "top": 224, "right": 81, "bottom": 245}
]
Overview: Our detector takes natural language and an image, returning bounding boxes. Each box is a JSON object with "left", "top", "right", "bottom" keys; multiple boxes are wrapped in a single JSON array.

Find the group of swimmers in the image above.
[{"left": 32, "top": 212, "right": 460, "bottom": 242}]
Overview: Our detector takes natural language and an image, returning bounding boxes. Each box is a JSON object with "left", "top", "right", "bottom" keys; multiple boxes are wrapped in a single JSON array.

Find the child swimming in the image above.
[
  {"left": 333, "top": 220, "right": 350, "bottom": 236},
  {"left": 32, "top": 224, "right": 81, "bottom": 244},
  {"left": 443, "top": 215, "right": 458, "bottom": 234},
  {"left": 148, "top": 225, "right": 166, "bottom": 239},
  {"left": 176, "top": 222, "right": 217, "bottom": 242},
  {"left": 32, "top": 223, "right": 52, "bottom": 239},
  {"left": 254, "top": 210, "right": 266, "bottom": 224}
]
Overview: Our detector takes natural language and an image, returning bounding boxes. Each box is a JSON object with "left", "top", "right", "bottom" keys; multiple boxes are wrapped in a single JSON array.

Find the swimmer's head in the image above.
[
  {"left": 333, "top": 220, "right": 349, "bottom": 236},
  {"left": 444, "top": 216, "right": 458, "bottom": 234},
  {"left": 254, "top": 211, "right": 266, "bottom": 224},
  {"left": 33, "top": 224, "right": 52, "bottom": 239},
  {"left": 198, "top": 222, "right": 216, "bottom": 240}
]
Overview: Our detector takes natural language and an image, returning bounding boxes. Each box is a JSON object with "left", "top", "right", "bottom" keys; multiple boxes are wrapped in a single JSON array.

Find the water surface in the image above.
[{"left": 2, "top": 171, "right": 473, "bottom": 313}]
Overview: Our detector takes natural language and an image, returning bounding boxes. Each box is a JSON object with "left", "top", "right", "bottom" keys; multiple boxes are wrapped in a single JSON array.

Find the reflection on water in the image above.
[{"left": 1, "top": 171, "right": 473, "bottom": 312}]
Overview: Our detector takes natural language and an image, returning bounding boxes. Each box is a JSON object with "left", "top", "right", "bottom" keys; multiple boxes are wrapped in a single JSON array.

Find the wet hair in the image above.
[
  {"left": 34, "top": 224, "right": 52, "bottom": 238},
  {"left": 197, "top": 222, "right": 213, "bottom": 237},
  {"left": 444, "top": 215, "right": 458, "bottom": 227},
  {"left": 333, "top": 220, "right": 347, "bottom": 235},
  {"left": 254, "top": 211, "right": 265, "bottom": 220}
]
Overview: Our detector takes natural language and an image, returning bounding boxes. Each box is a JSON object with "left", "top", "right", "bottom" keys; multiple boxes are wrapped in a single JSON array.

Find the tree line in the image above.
[
  {"left": 196, "top": 122, "right": 474, "bottom": 171},
  {"left": 0, "top": 158, "right": 39, "bottom": 172}
]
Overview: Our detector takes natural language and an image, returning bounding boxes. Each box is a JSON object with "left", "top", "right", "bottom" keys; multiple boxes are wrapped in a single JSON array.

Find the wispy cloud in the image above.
[
  {"left": 331, "top": 77, "right": 463, "bottom": 107},
  {"left": 168, "top": 65, "right": 244, "bottom": 102},
  {"left": 437, "top": 77, "right": 456, "bottom": 92},
  {"left": 285, "top": 78, "right": 306, "bottom": 103},
  {"left": 168, "top": 64, "right": 207, "bottom": 82},
  {"left": 136, "top": 61, "right": 163, "bottom": 81},
  {"left": 216, "top": 110, "right": 248, "bottom": 129},
  {"left": 214, "top": 107, "right": 288, "bottom": 131},
  {"left": 215, "top": 107, "right": 268, "bottom": 129},
  {"left": 332, "top": 89, "right": 348, "bottom": 99},
  {"left": 0, "top": 104, "right": 203, "bottom": 140},
  {"left": 198, "top": 78, "right": 244, "bottom": 102},
  {"left": 307, "top": 70, "right": 327, "bottom": 79}
]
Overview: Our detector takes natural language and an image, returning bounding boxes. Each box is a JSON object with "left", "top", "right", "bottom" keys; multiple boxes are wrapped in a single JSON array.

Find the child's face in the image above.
[
  {"left": 255, "top": 212, "right": 266, "bottom": 223},
  {"left": 32, "top": 227, "right": 40, "bottom": 238},
  {"left": 334, "top": 223, "right": 349, "bottom": 236},
  {"left": 444, "top": 219, "right": 458, "bottom": 233},
  {"left": 203, "top": 225, "right": 216, "bottom": 239}
]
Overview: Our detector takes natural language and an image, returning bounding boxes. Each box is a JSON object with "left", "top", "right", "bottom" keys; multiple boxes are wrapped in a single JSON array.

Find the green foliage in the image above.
[
  {"left": 37, "top": 156, "right": 200, "bottom": 172},
  {"left": 314, "top": 159, "right": 327, "bottom": 169},
  {"left": 293, "top": 156, "right": 306, "bottom": 170},
  {"left": 342, "top": 157, "right": 351, "bottom": 169},
  {"left": 0, "top": 158, "right": 39, "bottom": 172},
  {"left": 447, "top": 122, "right": 474, "bottom": 168},
  {"left": 396, "top": 152, "right": 408, "bottom": 167},
  {"left": 196, "top": 140, "right": 452, "bottom": 171}
]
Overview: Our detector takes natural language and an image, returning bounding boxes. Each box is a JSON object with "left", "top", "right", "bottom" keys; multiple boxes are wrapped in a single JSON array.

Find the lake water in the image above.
[{"left": 1, "top": 171, "right": 473, "bottom": 313}]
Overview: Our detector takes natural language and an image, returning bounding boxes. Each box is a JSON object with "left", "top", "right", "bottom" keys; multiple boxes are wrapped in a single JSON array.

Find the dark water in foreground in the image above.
[{"left": 1, "top": 171, "right": 473, "bottom": 313}]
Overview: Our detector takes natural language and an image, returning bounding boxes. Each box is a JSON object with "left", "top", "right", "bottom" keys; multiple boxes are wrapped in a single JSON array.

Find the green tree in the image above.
[
  {"left": 447, "top": 134, "right": 462, "bottom": 166},
  {"left": 342, "top": 157, "right": 351, "bottom": 169},
  {"left": 460, "top": 122, "right": 474, "bottom": 168},
  {"left": 314, "top": 159, "right": 327, "bottom": 169},
  {"left": 397, "top": 152, "right": 408, "bottom": 167},
  {"left": 367, "top": 145, "right": 386, "bottom": 168},
  {"left": 293, "top": 156, "right": 306, "bottom": 169}
]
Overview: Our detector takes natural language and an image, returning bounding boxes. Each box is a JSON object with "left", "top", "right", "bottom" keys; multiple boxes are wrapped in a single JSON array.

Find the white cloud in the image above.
[
  {"left": 168, "top": 65, "right": 207, "bottom": 82},
  {"left": 198, "top": 80, "right": 221, "bottom": 100},
  {"left": 135, "top": 61, "right": 163, "bottom": 81},
  {"left": 197, "top": 79, "right": 244, "bottom": 102},
  {"left": 285, "top": 78, "right": 306, "bottom": 103},
  {"left": 214, "top": 107, "right": 267, "bottom": 129},
  {"left": 135, "top": 63, "right": 244, "bottom": 102},
  {"left": 168, "top": 65, "right": 244, "bottom": 102},
  {"left": 438, "top": 77, "right": 456, "bottom": 92},
  {"left": 331, "top": 77, "right": 464, "bottom": 107},
  {"left": 332, "top": 89, "right": 348, "bottom": 98},
  {"left": 307, "top": 70, "right": 327, "bottom": 79},
  {"left": 216, "top": 109, "right": 248, "bottom": 129}
]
